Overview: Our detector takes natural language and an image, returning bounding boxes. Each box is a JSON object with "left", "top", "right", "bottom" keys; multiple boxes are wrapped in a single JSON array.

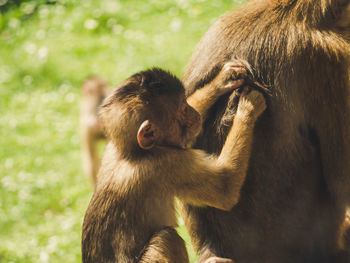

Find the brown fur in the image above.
[
  {"left": 80, "top": 77, "right": 109, "bottom": 188},
  {"left": 81, "top": 66, "right": 266, "bottom": 263},
  {"left": 182, "top": 0, "right": 350, "bottom": 262},
  {"left": 139, "top": 227, "right": 189, "bottom": 263},
  {"left": 339, "top": 211, "right": 350, "bottom": 249}
]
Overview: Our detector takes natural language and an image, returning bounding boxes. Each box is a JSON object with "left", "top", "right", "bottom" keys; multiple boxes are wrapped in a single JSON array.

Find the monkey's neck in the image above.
[{"left": 108, "top": 140, "right": 152, "bottom": 161}]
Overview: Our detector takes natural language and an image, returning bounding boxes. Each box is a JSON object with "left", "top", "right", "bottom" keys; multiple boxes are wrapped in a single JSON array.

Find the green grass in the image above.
[{"left": 0, "top": 0, "right": 245, "bottom": 262}]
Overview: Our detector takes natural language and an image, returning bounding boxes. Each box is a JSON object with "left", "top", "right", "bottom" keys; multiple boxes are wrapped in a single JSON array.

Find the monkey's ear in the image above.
[{"left": 137, "top": 120, "right": 160, "bottom": 150}]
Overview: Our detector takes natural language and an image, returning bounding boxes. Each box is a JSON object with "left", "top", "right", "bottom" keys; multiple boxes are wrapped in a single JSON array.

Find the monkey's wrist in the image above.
[
  {"left": 209, "top": 85, "right": 222, "bottom": 96},
  {"left": 235, "top": 112, "right": 257, "bottom": 126}
]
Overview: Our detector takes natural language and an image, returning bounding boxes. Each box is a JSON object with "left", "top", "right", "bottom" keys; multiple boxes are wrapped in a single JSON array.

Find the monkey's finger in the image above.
[
  {"left": 224, "top": 79, "right": 245, "bottom": 89},
  {"left": 245, "top": 90, "right": 264, "bottom": 103},
  {"left": 227, "top": 67, "right": 247, "bottom": 80},
  {"left": 231, "top": 67, "right": 247, "bottom": 79},
  {"left": 224, "top": 61, "right": 246, "bottom": 69},
  {"left": 223, "top": 62, "right": 247, "bottom": 78}
]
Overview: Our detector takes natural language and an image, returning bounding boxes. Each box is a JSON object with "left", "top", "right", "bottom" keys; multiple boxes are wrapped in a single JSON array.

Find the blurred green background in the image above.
[{"left": 0, "top": 0, "right": 245, "bottom": 262}]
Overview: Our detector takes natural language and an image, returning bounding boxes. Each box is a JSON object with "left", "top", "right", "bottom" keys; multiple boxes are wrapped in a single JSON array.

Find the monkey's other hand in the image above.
[
  {"left": 214, "top": 59, "right": 248, "bottom": 96},
  {"left": 203, "top": 257, "right": 234, "bottom": 263},
  {"left": 236, "top": 87, "right": 267, "bottom": 122}
]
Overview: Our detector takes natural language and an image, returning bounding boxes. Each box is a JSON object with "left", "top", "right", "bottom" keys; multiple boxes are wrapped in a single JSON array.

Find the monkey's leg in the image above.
[
  {"left": 81, "top": 129, "right": 99, "bottom": 189},
  {"left": 139, "top": 227, "right": 189, "bottom": 263}
]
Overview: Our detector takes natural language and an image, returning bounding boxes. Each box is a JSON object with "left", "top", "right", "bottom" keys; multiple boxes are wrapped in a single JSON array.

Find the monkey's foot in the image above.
[{"left": 203, "top": 256, "right": 234, "bottom": 263}]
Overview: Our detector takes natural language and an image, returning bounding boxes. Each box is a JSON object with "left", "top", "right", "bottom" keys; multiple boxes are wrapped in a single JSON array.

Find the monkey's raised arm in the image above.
[
  {"left": 187, "top": 60, "right": 247, "bottom": 122},
  {"left": 175, "top": 89, "right": 266, "bottom": 211}
]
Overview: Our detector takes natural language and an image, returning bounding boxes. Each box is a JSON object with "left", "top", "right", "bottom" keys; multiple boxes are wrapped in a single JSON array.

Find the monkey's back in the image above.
[
  {"left": 183, "top": 0, "right": 350, "bottom": 262},
  {"left": 82, "top": 143, "right": 178, "bottom": 263}
]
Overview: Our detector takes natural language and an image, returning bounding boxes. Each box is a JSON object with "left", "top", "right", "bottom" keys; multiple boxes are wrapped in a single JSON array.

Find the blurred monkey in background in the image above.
[{"left": 80, "top": 77, "right": 109, "bottom": 189}]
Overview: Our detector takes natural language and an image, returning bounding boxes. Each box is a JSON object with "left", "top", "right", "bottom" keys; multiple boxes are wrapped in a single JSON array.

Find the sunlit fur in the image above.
[
  {"left": 183, "top": 0, "right": 350, "bottom": 262},
  {"left": 82, "top": 67, "right": 266, "bottom": 263}
]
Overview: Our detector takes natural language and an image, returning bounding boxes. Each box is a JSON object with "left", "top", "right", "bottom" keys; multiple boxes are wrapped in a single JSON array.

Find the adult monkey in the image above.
[{"left": 182, "top": 0, "right": 350, "bottom": 262}]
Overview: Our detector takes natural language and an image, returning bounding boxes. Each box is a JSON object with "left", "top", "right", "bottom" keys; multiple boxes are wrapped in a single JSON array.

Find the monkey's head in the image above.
[
  {"left": 82, "top": 77, "right": 109, "bottom": 97},
  {"left": 100, "top": 68, "right": 201, "bottom": 156}
]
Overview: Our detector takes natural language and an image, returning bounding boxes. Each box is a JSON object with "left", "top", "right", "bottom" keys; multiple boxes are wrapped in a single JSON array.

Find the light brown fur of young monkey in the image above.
[
  {"left": 80, "top": 77, "right": 109, "bottom": 189},
  {"left": 82, "top": 63, "right": 266, "bottom": 263}
]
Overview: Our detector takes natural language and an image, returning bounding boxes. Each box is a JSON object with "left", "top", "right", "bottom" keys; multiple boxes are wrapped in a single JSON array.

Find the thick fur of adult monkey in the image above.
[
  {"left": 182, "top": 0, "right": 350, "bottom": 263},
  {"left": 81, "top": 64, "right": 266, "bottom": 263},
  {"left": 80, "top": 77, "right": 109, "bottom": 189}
]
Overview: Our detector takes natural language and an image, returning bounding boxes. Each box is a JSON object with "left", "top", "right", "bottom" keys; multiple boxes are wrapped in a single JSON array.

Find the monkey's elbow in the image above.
[
  {"left": 220, "top": 204, "right": 233, "bottom": 211},
  {"left": 220, "top": 195, "right": 240, "bottom": 211}
]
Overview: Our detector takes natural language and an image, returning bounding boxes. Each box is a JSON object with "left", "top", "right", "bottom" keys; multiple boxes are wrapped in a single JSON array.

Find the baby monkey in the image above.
[
  {"left": 82, "top": 61, "right": 266, "bottom": 263},
  {"left": 80, "top": 77, "right": 109, "bottom": 188}
]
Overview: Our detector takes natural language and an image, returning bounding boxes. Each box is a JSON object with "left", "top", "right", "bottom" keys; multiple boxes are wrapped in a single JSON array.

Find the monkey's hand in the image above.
[
  {"left": 236, "top": 87, "right": 266, "bottom": 123},
  {"left": 203, "top": 257, "right": 234, "bottom": 263},
  {"left": 212, "top": 59, "right": 249, "bottom": 96},
  {"left": 187, "top": 60, "right": 250, "bottom": 124}
]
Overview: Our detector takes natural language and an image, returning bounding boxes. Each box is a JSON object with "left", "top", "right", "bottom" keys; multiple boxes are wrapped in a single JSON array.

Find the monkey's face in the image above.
[{"left": 163, "top": 94, "right": 201, "bottom": 148}]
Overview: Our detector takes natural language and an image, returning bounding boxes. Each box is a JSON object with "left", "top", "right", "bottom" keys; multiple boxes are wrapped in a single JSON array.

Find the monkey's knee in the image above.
[{"left": 139, "top": 227, "right": 189, "bottom": 263}]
